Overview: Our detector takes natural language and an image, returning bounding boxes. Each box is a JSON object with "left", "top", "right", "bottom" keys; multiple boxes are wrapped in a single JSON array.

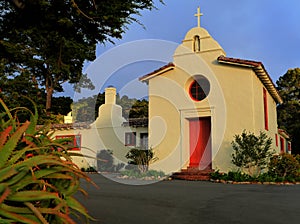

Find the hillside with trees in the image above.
[{"left": 73, "top": 93, "right": 148, "bottom": 122}]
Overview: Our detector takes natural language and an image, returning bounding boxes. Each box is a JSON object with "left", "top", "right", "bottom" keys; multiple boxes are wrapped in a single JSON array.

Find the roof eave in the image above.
[
  {"left": 217, "top": 56, "right": 283, "bottom": 104},
  {"left": 139, "top": 63, "right": 175, "bottom": 82}
]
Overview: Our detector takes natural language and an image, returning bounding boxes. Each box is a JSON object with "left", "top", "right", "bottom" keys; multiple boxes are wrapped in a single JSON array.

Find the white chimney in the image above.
[{"left": 105, "top": 86, "right": 116, "bottom": 104}]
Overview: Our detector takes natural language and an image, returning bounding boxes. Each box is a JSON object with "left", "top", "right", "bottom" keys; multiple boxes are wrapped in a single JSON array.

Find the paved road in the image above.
[{"left": 76, "top": 174, "right": 300, "bottom": 224}]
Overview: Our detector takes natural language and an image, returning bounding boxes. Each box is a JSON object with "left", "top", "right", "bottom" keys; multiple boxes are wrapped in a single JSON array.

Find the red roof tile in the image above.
[
  {"left": 139, "top": 62, "right": 175, "bottom": 82},
  {"left": 217, "top": 56, "right": 283, "bottom": 104},
  {"left": 123, "top": 118, "right": 148, "bottom": 127}
]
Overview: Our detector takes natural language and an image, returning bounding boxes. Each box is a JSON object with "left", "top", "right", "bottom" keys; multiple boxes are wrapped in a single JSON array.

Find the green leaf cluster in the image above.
[
  {"left": 231, "top": 130, "right": 273, "bottom": 176},
  {"left": 120, "top": 169, "right": 165, "bottom": 179},
  {"left": 0, "top": 98, "right": 95, "bottom": 223},
  {"left": 125, "top": 147, "right": 157, "bottom": 173},
  {"left": 0, "top": 0, "right": 163, "bottom": 111},
  {"left": 211, "top": 153, "right": 300, "bottom": 183},
  {"left": 268, "top": 153, "right": 300, "bottom": 180}
]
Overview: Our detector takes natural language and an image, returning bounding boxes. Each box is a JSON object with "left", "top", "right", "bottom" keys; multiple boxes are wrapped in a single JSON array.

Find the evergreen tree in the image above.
[
  {"left": 0, "top": 0, "right": 163, "bottom": 113},
  {"left": 276, "top": 68, "right": 300, "bottom": 154}
]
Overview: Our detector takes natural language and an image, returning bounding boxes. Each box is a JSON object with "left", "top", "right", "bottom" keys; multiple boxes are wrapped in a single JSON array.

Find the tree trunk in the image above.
[
  {"left": 45, "top": 76, "right": 54, "bottom": 115},
  {"left": 46, "top": 87, "right": 53, "bottom": 115}
]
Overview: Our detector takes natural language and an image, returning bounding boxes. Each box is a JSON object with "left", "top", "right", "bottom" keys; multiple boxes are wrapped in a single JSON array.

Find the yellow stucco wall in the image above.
[
  {"left": 53, "top": 87, "right": 149, "bottom": 170},
  {"left": 53, "top": 128, "right": 99, "bottom": 169},
  {"left": 146, "top": 26, "right": 281, "bottom": 174}
]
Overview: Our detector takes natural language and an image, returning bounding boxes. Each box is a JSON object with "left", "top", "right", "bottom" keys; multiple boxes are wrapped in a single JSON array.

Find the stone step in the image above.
[
  {"left": 171, "top": 168, "right": 214, "bottom": 181},
  {"left": 171, "top": 174, "right": 211, "bottom": 181}
]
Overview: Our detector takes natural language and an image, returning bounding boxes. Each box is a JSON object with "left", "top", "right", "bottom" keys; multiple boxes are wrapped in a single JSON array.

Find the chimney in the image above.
[{"left": 105, "top": 86, "right": 116, "bottom": 104}]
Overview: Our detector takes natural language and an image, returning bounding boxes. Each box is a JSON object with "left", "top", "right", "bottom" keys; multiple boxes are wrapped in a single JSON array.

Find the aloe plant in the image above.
[{"left": 0, "top": 98, "right": 95, "bottom": 224}]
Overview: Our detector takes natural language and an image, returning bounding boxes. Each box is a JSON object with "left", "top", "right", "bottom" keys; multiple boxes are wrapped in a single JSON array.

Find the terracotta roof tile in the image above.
[
  {"left": 139, "top": 62, "right": 175, "bottom": 82},
  {"left": 123, "top": 118, "right": 148, "bottom": 127},
  {"left": 217, "top": 55, "right": 262, "bottom": 67},
  {"left": 217, "top": 55, "right": 283, "bottom": 104},
  {"left": 36, "top": 122, "right": 91, "bottom": 130}
]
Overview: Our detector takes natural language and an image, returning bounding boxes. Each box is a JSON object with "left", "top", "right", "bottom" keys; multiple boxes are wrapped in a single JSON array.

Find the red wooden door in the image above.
[{"left": 189, "top": 117, "right": 211, "bottom": 169}]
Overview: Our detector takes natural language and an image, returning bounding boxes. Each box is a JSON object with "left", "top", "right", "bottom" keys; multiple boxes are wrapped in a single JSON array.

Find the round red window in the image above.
[{"left": 189, "top": 76, "right": 210, "bottom": 101}]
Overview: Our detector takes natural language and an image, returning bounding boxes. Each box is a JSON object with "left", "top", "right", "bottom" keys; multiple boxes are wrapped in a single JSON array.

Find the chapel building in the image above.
[
  {"left": 52, "top": 7, "right": 290, "bottom": 174},
  {"left": 139, "top": 7, "right": 289, "bottom": 174}
]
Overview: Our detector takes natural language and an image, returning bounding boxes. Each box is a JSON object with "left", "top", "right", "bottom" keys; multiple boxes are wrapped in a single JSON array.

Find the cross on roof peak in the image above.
[{"left": 194, "top": 7, "right": 203, "bottom": 27}]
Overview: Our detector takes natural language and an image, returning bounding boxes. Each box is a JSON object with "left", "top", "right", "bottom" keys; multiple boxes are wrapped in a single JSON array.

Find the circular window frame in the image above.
[{"left": 188, "top": 75, "right": 210, "bottom": 102}]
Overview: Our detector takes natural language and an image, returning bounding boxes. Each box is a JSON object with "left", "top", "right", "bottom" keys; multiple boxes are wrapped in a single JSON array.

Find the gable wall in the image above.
[
  {"left": 147, "top": 56, "right": 281, "bottom": 173},
  {"left": 252, "top": 73, "right": 279, "bottom": 152},
  {"left": 210, "top": 61, "right": 280, "bottom": 171}
]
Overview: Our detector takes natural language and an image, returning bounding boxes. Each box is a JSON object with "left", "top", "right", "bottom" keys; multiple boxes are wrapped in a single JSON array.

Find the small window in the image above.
[
  {"left": 55, "top": 134, "right": 81, "bottom": 150},
  {"left": 125, "top": 132, "right": 136, "bottom": 146},
  {"left": 189, "top": 75, "right": 210, "bottom": 101},
  {"left": 140, "top": 133, "right": 148, "bottom": 150}
]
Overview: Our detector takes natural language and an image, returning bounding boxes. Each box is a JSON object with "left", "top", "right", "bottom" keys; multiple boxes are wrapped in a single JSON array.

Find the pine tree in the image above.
[{"left": 277, "top": 68, "right": 300, "bottom": 154}]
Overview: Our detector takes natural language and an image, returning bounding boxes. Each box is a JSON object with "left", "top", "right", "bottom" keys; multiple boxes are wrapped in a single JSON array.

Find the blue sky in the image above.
[{"left": 64, "top": 0, "right": 300, "bottom": 98}]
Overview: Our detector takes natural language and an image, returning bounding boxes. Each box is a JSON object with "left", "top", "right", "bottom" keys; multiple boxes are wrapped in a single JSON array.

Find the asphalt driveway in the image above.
[{"left": 76, "top": 174, "right": 300, "bottom": 224}]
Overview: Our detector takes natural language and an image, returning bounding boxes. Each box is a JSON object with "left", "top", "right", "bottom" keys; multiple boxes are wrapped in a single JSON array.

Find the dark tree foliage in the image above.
[
  {"left": 0, "top": 0, "right": 162, "bottom": 112},
  {"left": 51, "top": 96, "right": 73, "bottom": 115},
  {"left": 0, "top": 71, "right": 72, "bottom": 123},
  {"left": 276, "top": 68, "right": 300, "bottom": 154},
  {"left": 73, "top": 93, "right": 148, "bottom": 122},
  {"left": 129, "top": 99, "right": 148, "bottom": 119}
]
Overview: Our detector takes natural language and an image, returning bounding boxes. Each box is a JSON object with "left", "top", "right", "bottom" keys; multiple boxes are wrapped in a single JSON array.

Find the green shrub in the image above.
[
  {"left": 125, "top": 147, "right": 158, "bottom": 173},
  {"left": 256, "top": 173, "right": 276, "bottom": 182},
  {"left": 86, "top": 167, "right": 97, "bottom": 173},
  {"left": 120, "top": 169, "right": 141, "bottom": 178},
  {"left": 231, "top": 130, "right": 273, "bottom": 176},
  {"left": 268, "top": 153, "right": 300, "bottom": 180},
  {"left": 210, "top": 170, "right": 225, "bottom": 180},
  {"left": 0, "top": 99, "right": 94, "bottom": 223},
  {"left": 97, "top": 149, "right": 114, "bottom": 172},
  {"left": 146, "top": 170, "right": 165, "bottom": 178},
  {"left": 295, "top": 154, "right": 300, "bottom": 164},
  {"left": 120, "top": 169, "right": 165, "bottom": 179},
  {"left": 97, "top": 149, "right": 125, "bottom": 172},
  {"left": 227, "top": 171, "right": 253, "bottom": 182}
]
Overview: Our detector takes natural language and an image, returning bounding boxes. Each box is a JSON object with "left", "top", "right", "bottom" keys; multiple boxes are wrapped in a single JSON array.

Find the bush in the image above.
[
  {"left": 125, "top": 147, "right": 158, "bottom": 173},
  {"left": 97, "top": 149, "right": 125, "bottom": 172},
  {"left": 120, "top": 169, "right": 165, "bottom": 179},
  {"left": 0, "top": 99, "right": 94, "bottom": 223},
  {"left": 210, "top": 170, "right": 225, "bottom": 180},
  {"left": 268, "top": 153, "right": 300, "bottom": 180},
  {"left": 210, "top": 170, "right": 253, "bottom": 182},
  {"left": 227, "top": 171, "right": 253, "bottom": 182},
  {"left": 86, "top": 167, "right": 97, "bottom": 173},
  {"left": 231, "top": 130, "right": 273, "bottom": 176},
  {"left": 97, "top": 149, "right": 114, "bottom": 172}
]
